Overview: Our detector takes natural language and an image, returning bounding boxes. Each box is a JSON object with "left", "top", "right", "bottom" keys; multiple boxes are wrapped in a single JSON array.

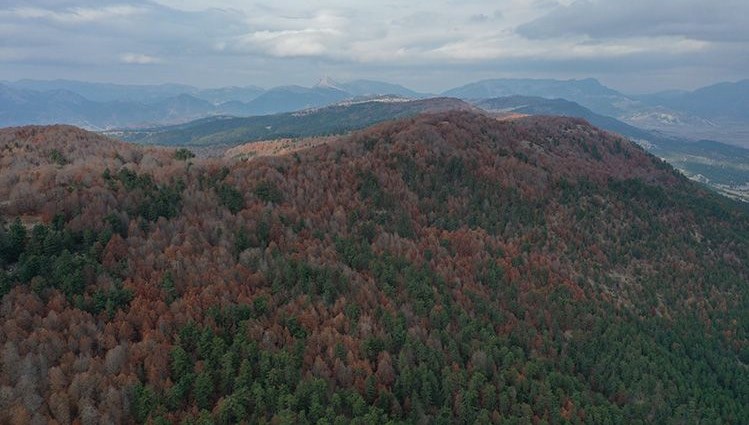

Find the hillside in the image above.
[
  {"left": 476, "top": 96, "right": 654, "bottom": 140},
  {"left": 443, "top": 78, "right": 636, "bottom": 117},
  {"left": 476, "top": 96, "right": 749, "bottom": 200},
  {"left": 110, "top": 97, "right": 475, "bottom": 147},
  {"left": 2, "top": 113, "right": 749, "bottom": 423}
]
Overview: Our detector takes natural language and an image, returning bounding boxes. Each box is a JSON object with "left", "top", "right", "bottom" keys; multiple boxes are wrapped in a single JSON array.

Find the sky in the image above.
[{"left": 1, "top": 0, "right": 747, "bottom": 93}]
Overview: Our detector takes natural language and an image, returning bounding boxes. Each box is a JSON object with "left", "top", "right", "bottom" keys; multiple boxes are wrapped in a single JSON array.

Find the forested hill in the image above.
[
  {"left": 2, "top": 112, "right": 749, "bottom": 424},
  {"left": 108, "top": 97, "right": 475, "bottom": 147}
]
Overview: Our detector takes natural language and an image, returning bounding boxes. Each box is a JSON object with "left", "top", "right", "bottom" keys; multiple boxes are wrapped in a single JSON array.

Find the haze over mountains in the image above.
[
  {"left": 0, "top": 78, "right": 427, "bottom": 130},
  {"left": 444, "top": 78, "right": 632, "bottom": 118},
  {"left": 445, "top": 78, "right": 749, "bottom": 147},
  {"left": 2, "top": 77, "right": 747, "bottom": 145}
]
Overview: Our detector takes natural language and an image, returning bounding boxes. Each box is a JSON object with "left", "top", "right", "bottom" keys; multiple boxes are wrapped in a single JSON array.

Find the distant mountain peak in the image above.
[{"left": 315, "top": 75, "right": 343, "bottom": 90}]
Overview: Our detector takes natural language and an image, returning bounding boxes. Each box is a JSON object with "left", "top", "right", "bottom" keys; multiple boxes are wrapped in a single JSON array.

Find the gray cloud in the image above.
[
  {"left": 0, "top": 0, "right": 746, "bottom": 92},
  {"left": 517, "top": 0, "right": 749, "bottom": 42},
  {"left": 0, "top": 2, "right": 244, "bottom": 65}
]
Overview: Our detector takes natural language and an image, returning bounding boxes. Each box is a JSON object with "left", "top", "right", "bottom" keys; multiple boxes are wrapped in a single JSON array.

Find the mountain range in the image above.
[
  {"left": 444, "top": 77, "right": 635, "bottom": 117},
  {"left": 635, "top": 80, "right": 749, "bottom": 122},
  {"left": 3, "top": 77, "right": 748, "bottom": 147},
  {"left": 0, "top": 78, "right": 426, "bottom": 130}
]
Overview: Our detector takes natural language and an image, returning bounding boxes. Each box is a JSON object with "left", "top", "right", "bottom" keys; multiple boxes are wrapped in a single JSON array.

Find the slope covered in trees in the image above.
[
  {"left": 110, "top": 98, "right": 475, "bottom": 147},
  {"left": 1, "top": 113, "right": 749, "bottom": 424},
  {"left": 475, "top": 96, "right": 749, "bottom": 200}
]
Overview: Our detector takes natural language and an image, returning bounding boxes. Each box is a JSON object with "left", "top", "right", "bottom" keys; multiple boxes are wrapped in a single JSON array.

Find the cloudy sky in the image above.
[{"left": 1, "top": 0, "right": 747, "bottom": 93}]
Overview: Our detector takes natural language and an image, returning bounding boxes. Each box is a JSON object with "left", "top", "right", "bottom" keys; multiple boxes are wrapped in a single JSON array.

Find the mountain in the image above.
[
  {"left": 6, "top": 79, "right": 198, "bottom": 103},
  {"left": 637, "top": 80, "right": 749, "bottom": 122},
  {"left": 5, "top": 79, "right": 265, "bottom": 105},
  {"left": 3, "top": 112, "right": 749, "bottom": 423},
  {"left": 0, "top": 84, "right": 218, "bottom": 129},
  {"left": 109, "top": 97, "right": 475, "bottom": 146},
  {"left": 195, "top": 86, "right": 265, "bottom": 104},
  {"left": 338, "top": 79, "right": 427, "bottom": 98},
  {"left": 0, "top": 78, "right": 429, "bottom": 129},
  {"left": 232, "top": 78, "right": 428, "bottom": 116},
  {"left": 141, "top": 94, "right": 217, "bottom": 123},
  {"left": 237, "top": 84, "right": 350, "bottom": 116},
  {"left": 476, "top": 96, "right": 651, "bottom": 139},
  {"left": 4, "top": 76, "right": 747, "bottom": 150},
  {"left": 624, "top": 80, "right": 749, "bottom": 146},
  {"left": 0, "top": 84, "right": 97, "bottom": 126},
  {"left": 476, "top": 96, "right": 749, "bottom": 199},
  {"left": 443, "top": 78, "right": 749, "bottom": 148},
  {"left": 0, "top": 78, "right": 431, "bottom": 129},
  {"left": 444, "top": 78, "right": 638, "bottom": 116}
]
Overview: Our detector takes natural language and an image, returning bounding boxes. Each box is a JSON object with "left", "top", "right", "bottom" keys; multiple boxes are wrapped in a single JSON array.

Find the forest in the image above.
[{"left": 1, "top": 112, "right": 749, "bottom": 424}]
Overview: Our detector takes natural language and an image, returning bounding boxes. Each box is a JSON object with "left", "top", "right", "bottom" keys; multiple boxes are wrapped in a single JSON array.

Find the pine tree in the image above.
[{"left": 194, "top": 370, "right": 214, "bottom": 411}]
